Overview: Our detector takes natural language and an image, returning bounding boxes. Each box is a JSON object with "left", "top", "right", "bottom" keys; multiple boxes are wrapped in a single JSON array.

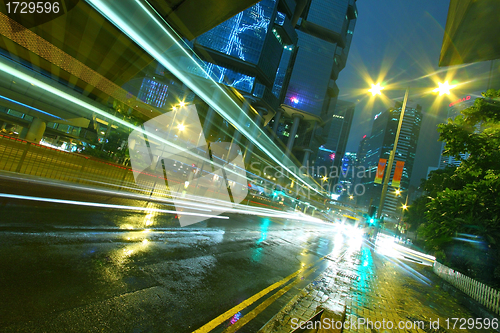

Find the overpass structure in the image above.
[{"left": 0, "top": 0, "right": 328, "bottom": 200}]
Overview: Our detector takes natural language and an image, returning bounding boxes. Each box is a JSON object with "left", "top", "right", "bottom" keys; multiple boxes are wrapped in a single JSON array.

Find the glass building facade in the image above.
[
  {"left": 195, "top": 0, "right": 276, "bottom": 65},
  {"left": 269, "top": 0, "right": 358, "bottom": 167},
  {"left": 137, "top": 78, "right": 169, "bottom": 108},
  {"left": 358, "top": 102, "right": 423, "bottom": 217},
  {"left": 283, "top": 0, "right": 357, "bottom": 117},
  {"left": 285, "top": 31, "right": 337, "bottom": 114},
  {"left": 192, "top": 0, "right": 296, "bottom": 109}
]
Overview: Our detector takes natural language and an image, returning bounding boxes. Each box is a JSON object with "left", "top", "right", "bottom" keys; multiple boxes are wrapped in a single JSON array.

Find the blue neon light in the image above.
[{"left": 0, "top": 94, "right": 62, "bottom": 119}]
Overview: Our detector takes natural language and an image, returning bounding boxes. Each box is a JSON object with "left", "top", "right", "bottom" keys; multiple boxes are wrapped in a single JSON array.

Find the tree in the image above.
[
  {"left": 404, "top": 167, "right": 457, "bottom": 233},
  {"left": 405, "top": 196, "right": 428, "bottom": 232},
  {"left": 416, "top": 89, "right": 500, "bottom": 286}
]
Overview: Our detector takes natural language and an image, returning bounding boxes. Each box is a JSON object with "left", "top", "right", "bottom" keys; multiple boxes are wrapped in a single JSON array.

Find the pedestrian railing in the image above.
[
  {"left": 0, "top": 133, "right": 170, "bottom": 197},
  {"left": 433, "top": 261, "right": 500, "bottom": 315}
]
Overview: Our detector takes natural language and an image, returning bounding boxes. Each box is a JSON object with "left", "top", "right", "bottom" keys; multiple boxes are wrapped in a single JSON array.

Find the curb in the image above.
[{"left": 258, "top": 248, "right": 361, "bottom": 333}]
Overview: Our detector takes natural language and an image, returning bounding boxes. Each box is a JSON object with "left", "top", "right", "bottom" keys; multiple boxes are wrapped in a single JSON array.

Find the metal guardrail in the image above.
[
  {"left": 0, "top": 134, "right": 298, "bottom": 213},
  {"left": 0, "top": 133, "right": 169, "bottom": 197},
  {"left": 434, "top": 261, "right": 500, "bottom": 315}
]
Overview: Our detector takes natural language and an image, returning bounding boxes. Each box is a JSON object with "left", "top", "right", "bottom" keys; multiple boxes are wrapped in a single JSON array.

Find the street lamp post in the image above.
[
  {"left": 376, "top": 87, "right": 409, "bottom": 219},
  {"left": 398, "top": 195, "right": 409, "bottom": 237}
]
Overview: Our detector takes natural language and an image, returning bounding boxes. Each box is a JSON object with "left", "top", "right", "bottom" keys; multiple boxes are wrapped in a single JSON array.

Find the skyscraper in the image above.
[
  {"left": 314, "top": 100, "right": 355, "bottom": 184},
  {"left": 184, "top": 0, "right": 299, "bottom": 164},
  {"left": 358, "top": 102, "right": 422, "bottom": 218},
  {"left": 273, "top": 0, "right": 358, "bottom": 164},
  {"left": 192, "top": 0, "right": 297, "bottom": 117}
]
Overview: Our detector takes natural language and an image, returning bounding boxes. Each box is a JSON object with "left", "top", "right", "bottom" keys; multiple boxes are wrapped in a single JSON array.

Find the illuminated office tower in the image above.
[
  {"left": 191, "top": 0, "right": 298, "bottom": 123},
  {"left": 276, "top": 0, "right": 358, "bottom": 165},
  {"left": 314, "top": 100, "right": 355, "bottom": 185},
  {"left": 358, "top": 102, "right": 422, "bottom": 217}
]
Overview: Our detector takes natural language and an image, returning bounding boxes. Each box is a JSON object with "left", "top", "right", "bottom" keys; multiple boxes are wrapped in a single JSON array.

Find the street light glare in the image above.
[
  {"left": 369, "top": 83, "right": 384, "bottom": 96},
  {"left": 179, "top": 101, "right": 186, "bottom": 107},
  {"left": 322, "top": 176, "right": 328, "bottom": 181},
  {"left": 177, "top": 124, "right": 185, "bottom": 131},
  {"left": 395, "top": 189, "right": 401, "bottom": 196},
  {"left": 402, "top": 204, "right": 408, "bottom": 210},
  {"left": 433, "top": 81, "right": 456, "bottom": 95}
]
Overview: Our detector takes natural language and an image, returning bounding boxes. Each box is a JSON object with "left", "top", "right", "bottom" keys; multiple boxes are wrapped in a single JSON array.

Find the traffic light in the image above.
[
  {"left": 368, "top": 206, "right": 377, "bottom": 225},
  {"left": 368, "top": 205, "right": 376, "bottom": 218}
]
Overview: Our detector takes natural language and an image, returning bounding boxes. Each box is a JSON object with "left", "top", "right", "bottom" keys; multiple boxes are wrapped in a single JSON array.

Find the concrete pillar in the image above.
[
  {"left": 286, "top": 114, "right": 303, "bottom": 155},
  {"left": 19, "top": 127, "right": 28, "bottom": 139},
  {"left": 243, "top": 106, "right": 267, "bottom": 165},
  {"left": 203, "top": 108, "right": 215, "bottom": 139},
  {"left": 309, "top": 122, "right": 319, "bottom": 145},
  {"left": 302, "top": 121, "right": 318, "bottom": 166},
  {"left": 231, "top": 98, "right": 251, "bottom": 146},
  {"left": 203, "top": 89, "right": 221, "bottom": 140},
  {"left": 302, "top": 148, "right": 313, "bottom": 166},
  {"left": 25, "top": 118, "right": 46, "bottom": 143},
  {"left": 272, "top": 108, "right": 283, "bottom": 133}
]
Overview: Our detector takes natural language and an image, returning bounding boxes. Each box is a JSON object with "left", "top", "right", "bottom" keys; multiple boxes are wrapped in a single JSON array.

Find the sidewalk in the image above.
[{"left": 259, "top": 243, "right": 494, "bottom": 333}]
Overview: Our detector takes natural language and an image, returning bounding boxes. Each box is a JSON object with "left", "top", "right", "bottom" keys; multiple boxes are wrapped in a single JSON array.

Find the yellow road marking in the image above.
[
  {"left": 192, "top": 257, "right": 324, "bottom": 333},
  {"left": 223, "top": 262, "right": 324, "bottom": 333}
]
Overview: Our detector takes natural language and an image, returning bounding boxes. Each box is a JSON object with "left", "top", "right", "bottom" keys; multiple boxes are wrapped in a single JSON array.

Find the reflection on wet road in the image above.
[{"left": 0, "top": 180, "right": 350, "bottom": 333}]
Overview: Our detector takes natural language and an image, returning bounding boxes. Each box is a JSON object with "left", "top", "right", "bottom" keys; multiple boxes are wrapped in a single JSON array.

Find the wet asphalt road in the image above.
[{"left": 0, "top": 175, "right": 346, "bottom": 332}]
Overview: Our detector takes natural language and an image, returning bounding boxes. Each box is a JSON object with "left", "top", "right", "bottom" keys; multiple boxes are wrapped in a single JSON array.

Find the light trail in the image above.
[
  {"left": 84, "top": 0, "right": 324, "bottom": 196},
  {"left": 0, "top": 94, "right": 62, "bottom": 119},
  {"left": 375, "top": 234, "right": 435, "bottom": 266},
  {"left": 0, "top": 173, "right": 325, "bottom": 224},
  {"left": 0, "top": 193, "right": 228, "bottom": 219},
  {"left": 0, "top": 55, "right": 318, "bottom": 201}
]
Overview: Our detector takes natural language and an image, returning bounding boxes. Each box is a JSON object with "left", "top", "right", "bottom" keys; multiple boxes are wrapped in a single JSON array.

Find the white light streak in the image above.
[{"left": 0, "top": 193, "right": 228, "bottom": 219}]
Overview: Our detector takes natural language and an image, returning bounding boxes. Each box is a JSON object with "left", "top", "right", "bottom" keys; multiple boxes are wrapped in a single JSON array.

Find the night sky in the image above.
[{"left": 336, "top": 0, "right": 497, "bottom": 186}]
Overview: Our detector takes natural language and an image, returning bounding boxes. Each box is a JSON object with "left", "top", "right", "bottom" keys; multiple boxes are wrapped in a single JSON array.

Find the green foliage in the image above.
[
  {"left": 405, "top": 196, "right": 429, "bottom": 232},
  {"left": 423, "top": 166, "right": 461, "bottom": 196},
  {"left": 438, "top": 89, "right": 500, "bottom": 175},
  {"left": 81, "top": 130, "right": 129, "bottom": 163},
  {"left": 405, "top": 167, "right": 458, "bottom": 232},
  {"left": 423, "top": 174, "right": 500, "bottom": 248},
  {"left": 414, "top": 89, "right": 500, "bottom": 286}
]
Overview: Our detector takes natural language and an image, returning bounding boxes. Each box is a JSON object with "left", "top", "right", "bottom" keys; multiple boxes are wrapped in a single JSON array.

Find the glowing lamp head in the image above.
[
  {"left": 433, "top": 81, "right": 456, "bottom": 96},
  {"left": 177, "top": 124, "right": 185, "bottom": 131},
  {"left": 179, "top": 101, "right": 186, "bottom": 107},
  {"left": 369, "top": 83, "right": 384, "bottom": 96}
]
